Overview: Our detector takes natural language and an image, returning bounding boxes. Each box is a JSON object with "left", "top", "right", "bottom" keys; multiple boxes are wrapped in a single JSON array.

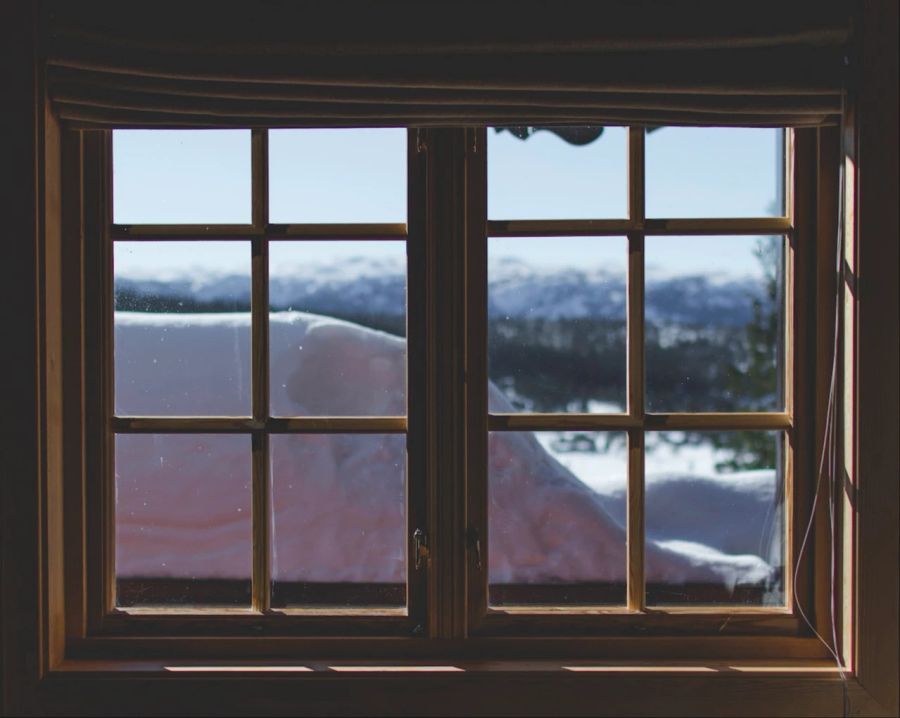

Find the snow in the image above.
[{"left": 114, "top": 311, "right": 780, "bottom": 597}]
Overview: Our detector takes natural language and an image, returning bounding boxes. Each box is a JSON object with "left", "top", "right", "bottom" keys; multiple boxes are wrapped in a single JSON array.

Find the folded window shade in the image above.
[{"left": 44, "top": 1, "right": 852, "bottom": 129}]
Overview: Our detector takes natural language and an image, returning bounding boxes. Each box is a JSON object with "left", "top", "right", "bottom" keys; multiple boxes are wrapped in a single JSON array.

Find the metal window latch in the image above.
[
  {"left": 416, "top": 128, "right": 427, "bottom": 154},
  {"left": 467, "top": 526, "right": 483, "bottom": 571},
  {"left": 413, "top": 528, "right": 429, "bottom": 570}
]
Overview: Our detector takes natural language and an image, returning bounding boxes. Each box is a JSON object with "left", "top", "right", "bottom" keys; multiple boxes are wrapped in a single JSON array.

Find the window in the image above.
[
  {"left": 77, "top": 124, "right": 814, "bottom": 644},
  {"left": 7, "top": 5, "right": 897, "bottom": 716}
]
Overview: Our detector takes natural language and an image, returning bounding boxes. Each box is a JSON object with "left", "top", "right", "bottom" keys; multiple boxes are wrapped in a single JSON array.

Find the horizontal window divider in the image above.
[
  {"left": 643, "top": 412, "right": 792, "bottom": 430},
  {"left": 110, "top": 223, "right": 409, "bottom": 240},
  {"left": 488, "top": 219, "right": 634, "bottom": 236},
  {"left": 111, "top": 224, "right": 263, "bottom": 239},
  {"left": 111, "top": 416, "right": 408, "bottom": 433},
  {"left": 486, "top": 218, "right": 792, "bottom": 237},
  {"left": 488, "top": 413, "right": 639, "bottom": 431},
  {"left": 486, "top": 413, "right": 790, "bottom": 432},
  {"left": 266, "top": 223, "right": 408, "bottom": 239},
  {"left": 642, "top": 217, "right": 792, "bottom": 234}
]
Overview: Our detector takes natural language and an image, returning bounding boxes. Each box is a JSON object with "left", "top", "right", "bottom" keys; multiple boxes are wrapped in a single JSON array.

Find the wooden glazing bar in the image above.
[
  {"left": 488, "top": 413, "right": 639, "bottom": 431},
  {"left": 486, "top": 218, "right": 794, "bottom": 238},
  {"left": 643, "top": 218, "right": 792, "bottom": 234},
  {"left": 627, "top": 429, "right": 645, "bottom": 613},
  {"left": 250, "top": 129, "right": 271, "bottom": 613},
  {"left": 111, "top": 416, "right": 409, "bottom": 434},
  {"left": 644, "top": 413, "right": 793, "bottom": 431},
  {"left": 466, "top": 127, "right": 490, "bottom": 632},
  {"left": 110, "top": 223, "right": 408, "bottom": 240},
  {"left": 267, "top": 223, "right": 407, "bottom": 239},
  {"left": 111, "top": 224, "right": 261, "bottom": 239},
  {"left": 269, "top": 417, "right": 407, "bottom": 434},
  {"left": 628, "top": 128, "right": 646, "bottom": 225},
  {"left": 626, "top": 127, "right": 646, "bottom": 613},
  {"left": 487, "top": 219, "right": 634, "bottom": 237}
]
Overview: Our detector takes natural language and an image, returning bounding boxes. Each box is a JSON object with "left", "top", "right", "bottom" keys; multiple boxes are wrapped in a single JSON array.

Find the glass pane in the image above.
[
  {"left": 645, "top": 236, "right": 784, "bottom": 412},
  {"left": 645, "top": 431, "right": 784, "bottom": 606},
  {"left": 115, "top": 242, "right": 251, "bottom": 416},
  {"left": 488, "top": 237, "right": 627, "bottom": 413},
  {"left": 646, "top": 127, "right": 784, "bottom": 218},
  {"left": 113, "top": 130, "right": 251, "bottom": 224},
  {"left": 488, "top": 431, "right": 627, "bottom": 606},
  {"left": 270, "top": 434, "right": 406, "bottom": 609},
  {"left": 488, "top": 126, "right": 628, "bottom": 219},
  {"left": 115, "top": 434, "right": 252, "bottom": 607},
  {"left": 269, "top": 241, "right": 406, "bottom": 417},
  {"left": 269, "top": 128, "right": 407, "bottom": 223}
]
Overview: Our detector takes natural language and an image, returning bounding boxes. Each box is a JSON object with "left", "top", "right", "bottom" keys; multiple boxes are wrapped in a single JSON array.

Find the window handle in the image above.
[
  {"left": 413, "top": 528, "right": 429, "bottom": 570},
  {"left": 467, "top": 526, "right": 483, "bottom": 572}
]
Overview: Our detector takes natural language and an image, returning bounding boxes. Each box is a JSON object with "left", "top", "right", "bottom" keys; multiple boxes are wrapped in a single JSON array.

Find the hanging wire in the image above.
[{"left": 792, "top": 92, "right": 851, "bottom": 718}]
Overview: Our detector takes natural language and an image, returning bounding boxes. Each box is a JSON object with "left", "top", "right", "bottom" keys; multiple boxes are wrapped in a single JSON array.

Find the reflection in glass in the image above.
[
  {"left": 645, "top": 236, "right": 784, "bottom": 412},
  {"left": 115, "top": 434, "right": 252, "bottom": 607},
  {"left": 114, "top": 242, "right": 252, "bottom": 416},
  {"left": 488, "top": 126, "right": 628, "bottom": 219},
  {"left": 270, "top": 434, "right": 406, "bottom": 608},
  {"left": 269, "top": 128, "right": 407, "bottom": 223},
  {"left": 488, "top": 237, "right": 627, "bottom": 413},
  {"left": 645, "top": 431, "right": 784, "bottom": 606},
  {"left": 113, "top": 129, "right": 252, "bottom": 224},
  {"left": 646, "top": 127, "right": 784, "bottom": 218},
  {"left": 488, "top": 431, "right": 627, "bottom": 606},
  {"left": 269, "top": 241, "right": 407, "bottom": 417}
]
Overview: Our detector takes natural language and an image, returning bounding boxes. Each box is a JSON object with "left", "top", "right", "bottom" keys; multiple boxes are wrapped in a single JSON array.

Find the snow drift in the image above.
[{"left": 115, "top": 311, "right": 778, "bottom": 596}]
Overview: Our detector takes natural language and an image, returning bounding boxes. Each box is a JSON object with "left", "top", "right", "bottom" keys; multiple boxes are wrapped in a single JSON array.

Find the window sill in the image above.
[{"left": 40, "top": 658, "right": 889, "bottom": 717}]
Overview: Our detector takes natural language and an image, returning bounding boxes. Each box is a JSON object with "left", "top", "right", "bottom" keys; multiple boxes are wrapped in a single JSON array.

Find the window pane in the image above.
[
  {"left": 269, "top": 241, "right": 406, "bottom": 417},
  {"left": 115, "top": 241, "right": 252, "bottom": 416},
  {"left": 488, "top": 126, "right": 628, "bottom": 219},
  {"left": 270, "top": 434, "right": 406, "bottom": 609},
  {"left": 269, "top": 128, "right": 407, "bottom": 223},
  {"left": 645, "top": 236, "right": 784, "bottom": 412},
  {"left": 115, "top": 434, "right": 252, "bottom": 607},
  {"left": 488, "top": 237, "right": 627, "bottom": 413},
  {"left": 645, "top": 431, "right": 784, "bottom": 606},
  {"left": 113, "top": 130, "right": 251, "bottom": 224},
  {"left": 646, "top": 127, "right": 784, "bottom": 218},
  {"left": 488, "top": 431, "right": 627, "bottom": 606}
]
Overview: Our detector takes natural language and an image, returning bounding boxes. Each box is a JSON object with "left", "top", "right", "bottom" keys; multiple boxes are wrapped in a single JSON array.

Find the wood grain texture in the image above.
[{"left": 854, "top": 2, "right": 900, "bottom": 714}]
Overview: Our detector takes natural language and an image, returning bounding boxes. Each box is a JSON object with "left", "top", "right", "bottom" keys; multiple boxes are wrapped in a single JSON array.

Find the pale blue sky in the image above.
[{"left": 113, "top": 127, "right": 783, "bottom": 279}]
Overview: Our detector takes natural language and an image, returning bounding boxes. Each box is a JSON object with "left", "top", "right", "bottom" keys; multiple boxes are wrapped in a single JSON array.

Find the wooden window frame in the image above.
[{"left": 59, "top": 124, "right": 831, "bottom": 657}]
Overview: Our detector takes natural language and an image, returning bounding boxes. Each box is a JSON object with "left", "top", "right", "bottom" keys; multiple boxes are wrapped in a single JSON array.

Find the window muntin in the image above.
[{"left": 99, "top": 125, "right": 795, "bottom": 636}]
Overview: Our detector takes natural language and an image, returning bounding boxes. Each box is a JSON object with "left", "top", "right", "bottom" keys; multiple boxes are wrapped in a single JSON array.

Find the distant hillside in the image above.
[{"left": 116, "top": 257, "right": 767, "bottom": 328}]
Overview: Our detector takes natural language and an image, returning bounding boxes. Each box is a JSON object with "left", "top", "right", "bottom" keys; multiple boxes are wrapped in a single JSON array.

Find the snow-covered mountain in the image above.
[{"left": 116, "top": 257, "right": 768, "bottom": 327}]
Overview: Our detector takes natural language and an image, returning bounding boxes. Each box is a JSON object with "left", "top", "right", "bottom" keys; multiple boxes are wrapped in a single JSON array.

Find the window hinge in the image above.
[
  {"left": 413, "top": 528, "right": 429, "bottom": 570},
  {"left": 416, "top": 129, "right": 427, "bottom": 154}
]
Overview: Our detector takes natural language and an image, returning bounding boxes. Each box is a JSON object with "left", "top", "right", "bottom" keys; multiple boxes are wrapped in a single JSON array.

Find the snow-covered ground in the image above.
[{"left": 114, "top": 311, "right": 782, "bottom": 600}]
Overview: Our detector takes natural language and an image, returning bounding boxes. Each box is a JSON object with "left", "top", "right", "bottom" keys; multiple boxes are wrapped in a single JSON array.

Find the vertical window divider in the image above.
[
  {"left": 465, "top": 127, "right": 489, "bottom": 632},
  {"left": 627, "top": 127, "right": 647, "bottom": 613},
  {"left": 250, "top": 129, "right": 271, "bottom": 614}
]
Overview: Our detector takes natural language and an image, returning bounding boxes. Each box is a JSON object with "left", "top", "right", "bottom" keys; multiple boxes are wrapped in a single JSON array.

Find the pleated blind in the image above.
[{"left": 44, "top": 0, "right": 853, "bottom": 129}]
